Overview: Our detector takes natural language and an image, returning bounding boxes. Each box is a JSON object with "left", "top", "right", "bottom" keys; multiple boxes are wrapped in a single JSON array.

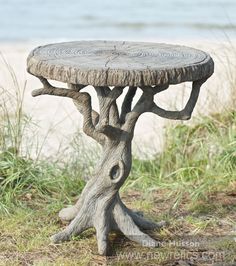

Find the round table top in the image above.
[{"left": 27, "top": 40, "right": 214, "bottom": 87}]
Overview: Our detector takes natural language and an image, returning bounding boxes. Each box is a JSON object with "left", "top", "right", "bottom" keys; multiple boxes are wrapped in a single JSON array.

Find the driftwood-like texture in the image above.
[
  {"left": 27, "top": 41, "right": 214, "bottom": 256},
  {"left": 27, "top": 41, "right": 214, "bottom": 87}
]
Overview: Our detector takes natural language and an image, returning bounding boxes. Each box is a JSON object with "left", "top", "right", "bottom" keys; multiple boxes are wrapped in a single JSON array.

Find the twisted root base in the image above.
[
  {"left": 51, "top": 194, "right": 165, "bottom": 256},
  {"left": 49, "top": 136, "right": 166, "bottom": 256}
]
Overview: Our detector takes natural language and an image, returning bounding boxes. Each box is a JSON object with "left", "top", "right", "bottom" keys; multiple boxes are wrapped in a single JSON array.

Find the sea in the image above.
[{"left": 1, "top": 0, "right": 236, "bottom": 42}]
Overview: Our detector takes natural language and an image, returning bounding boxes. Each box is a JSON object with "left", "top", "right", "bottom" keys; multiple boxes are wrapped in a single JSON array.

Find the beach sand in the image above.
[{"left": 0, "top": 39, "right": 235, "bottom": 158}]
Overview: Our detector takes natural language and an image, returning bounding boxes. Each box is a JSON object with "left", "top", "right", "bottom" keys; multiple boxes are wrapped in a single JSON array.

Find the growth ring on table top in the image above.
[{"left": 27, "top": 40, "right": 214, "bottom": 86}]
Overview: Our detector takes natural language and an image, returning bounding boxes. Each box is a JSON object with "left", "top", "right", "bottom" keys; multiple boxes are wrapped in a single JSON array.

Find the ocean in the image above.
[{"left": 1, "top": 0, "right": 236, "bottom": 42}]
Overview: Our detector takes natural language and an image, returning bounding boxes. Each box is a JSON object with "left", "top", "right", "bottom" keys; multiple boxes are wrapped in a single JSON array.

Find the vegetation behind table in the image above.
[{"left": 0, "top": 64, "right": 235, "bottom": 265}]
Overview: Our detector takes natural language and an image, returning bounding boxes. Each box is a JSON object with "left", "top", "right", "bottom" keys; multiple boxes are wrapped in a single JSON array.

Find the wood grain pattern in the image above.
[{"left": 27, "top": 40, "right": 214, "bottom": 86}]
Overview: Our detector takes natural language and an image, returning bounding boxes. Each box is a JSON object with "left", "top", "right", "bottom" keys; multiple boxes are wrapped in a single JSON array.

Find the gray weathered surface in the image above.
[
  {"left": 28, "top": 40, "right": 214, "bottom": 256},
  {"left": 27, "top": 40, "right": 214, "bottom": 86}
]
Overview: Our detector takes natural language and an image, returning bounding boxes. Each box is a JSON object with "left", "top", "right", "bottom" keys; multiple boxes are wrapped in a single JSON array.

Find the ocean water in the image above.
[{"left": 1, "top": 0, "right": 236, "bottom": 42}]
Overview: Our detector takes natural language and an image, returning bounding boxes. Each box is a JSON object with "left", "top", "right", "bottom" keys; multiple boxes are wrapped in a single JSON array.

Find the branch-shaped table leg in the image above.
[
  {"left": 95, "top": 86, "right": 122, "bottom": 127},
  {"left": 122, "top": 79, "right": 206, "bottom": 134},
  {"left": 32, "top": 77, "right": 106, "bottom": 145},
  {"left": 120, "top": 86, "right": 137, "bottom": 123},
  {"left": 151, "top": 80, "right": 204, "bottom": 120},
  {"left": 32, "top": 77, "right": 208, "bottom": 256}
]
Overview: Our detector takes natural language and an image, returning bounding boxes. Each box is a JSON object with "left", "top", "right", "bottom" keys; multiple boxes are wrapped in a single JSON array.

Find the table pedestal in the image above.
[{"left": 32, "top": 77, "right": 206, "bottom": 255}]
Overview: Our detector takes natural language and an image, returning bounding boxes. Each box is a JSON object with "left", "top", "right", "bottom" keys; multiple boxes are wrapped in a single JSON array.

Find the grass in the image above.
[
  {"left": 0, "top": 60, "right": 236, "bottom": 265},
  {"left": 0, "top": 151, "right": 86, "bottom": 214},
  {"left": 125, "top": 111, "right": 236, "bottom": 201}
]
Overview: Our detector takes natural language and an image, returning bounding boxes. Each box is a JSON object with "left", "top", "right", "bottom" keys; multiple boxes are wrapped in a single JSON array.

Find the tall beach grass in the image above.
[{"left": 0, "top": 57, "right": 87, "bottom": 214}]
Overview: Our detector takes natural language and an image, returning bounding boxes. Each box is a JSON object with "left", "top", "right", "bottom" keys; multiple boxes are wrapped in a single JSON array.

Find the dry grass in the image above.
[{"left": 0, "top": 187, "right": 235, "bottom": 266}]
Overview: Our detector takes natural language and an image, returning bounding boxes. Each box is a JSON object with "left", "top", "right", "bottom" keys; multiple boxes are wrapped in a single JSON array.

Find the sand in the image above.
[{"left": 0, "top": 39, "right": 235, "bottom": 159}]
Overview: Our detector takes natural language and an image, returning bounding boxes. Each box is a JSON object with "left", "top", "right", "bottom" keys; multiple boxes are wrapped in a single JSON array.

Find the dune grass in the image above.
[
  {"left": 0, "top": 61, "right": 235, "bottom": 265},
  {"left": 126, "top": 110, "right": 236, "bottom": 201}
]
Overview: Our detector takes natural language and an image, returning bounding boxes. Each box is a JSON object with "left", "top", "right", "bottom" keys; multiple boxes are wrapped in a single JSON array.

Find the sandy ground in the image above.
[{"left": 0, "top": 39, "right": 235, "bottom": 158}]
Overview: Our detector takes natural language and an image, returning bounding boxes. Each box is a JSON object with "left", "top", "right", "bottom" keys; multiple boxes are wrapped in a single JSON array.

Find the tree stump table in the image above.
[{"left": 27, "top": 40, "right": 214, "bottom": 255}]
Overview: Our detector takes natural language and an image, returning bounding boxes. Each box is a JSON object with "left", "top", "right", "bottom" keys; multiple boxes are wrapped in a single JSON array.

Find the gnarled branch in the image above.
[
  {"left": 151, "top": 79, "right": 205, "bottom": 120},
  {"left": 120, "top": 86, "right": 137, "bottom": 124},
  {"left": 32, "top": 77, "right": 105, "bottom": 145},
  {"left": 122, "top": 80, "right": 205, "bottom": 134},
  {"left": 122, "top": 87, "right": 155, "bottom": 133},
  {"left": 68, "top": 84, "right": 99, "bottom": 127},
  {"left": 95, "top": 86, "right": 121, "bottom": 127},
  {"left": 94, "top": 86, "right": 124, "bottom": 139}
]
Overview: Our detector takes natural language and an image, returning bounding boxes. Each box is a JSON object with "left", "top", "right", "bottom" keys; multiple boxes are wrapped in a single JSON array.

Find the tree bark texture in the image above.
[{"left": 32, "top": 77, "right": 207, "bottom": 255}]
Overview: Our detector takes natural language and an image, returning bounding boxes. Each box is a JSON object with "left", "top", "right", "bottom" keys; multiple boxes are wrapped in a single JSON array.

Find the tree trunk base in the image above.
[{"left": 51, "top": 194, "right": 165, "bottom": 256}]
